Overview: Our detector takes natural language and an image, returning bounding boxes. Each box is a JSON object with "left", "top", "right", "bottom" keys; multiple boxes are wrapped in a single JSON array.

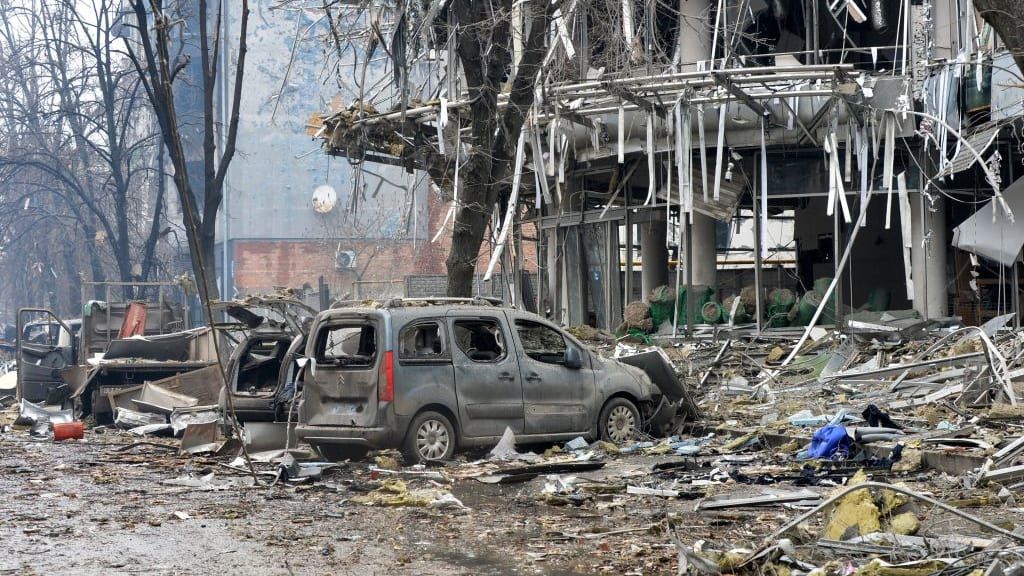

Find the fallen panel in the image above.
[
  {"left": 952, "top": 175, "right": 1024, "bottom": 267},
  {"left": 15, "top": 399, "right": 74, "bottom": 426},
  {"left": 982, "top": 463, "right": 1024, "bottom": 484},
  {"left": 242, "top": 422, "right": 298, "bottom": 454},
  {"left": 143, "top": 364, "right": 224, "bottom": 406},
  {"left": 169, "top": 406, "right": 221, "bottom": 436},
  {"left": 992, "top": 434, "right": 1024, "bottom": 465},
  {"left": 180, "top": 421, "right": 225, "bottom": 455},
  {"left": 133, "top": 381, "right": 199, "bottom": 414},
  {"left": 696, "top": 490, "right": 821, "bottom": 510},
  {"left": 105, "top": 385, "right": 144, "bottom": 414},
  {"left": 114, "top": 407, "right": 167, "bottom": 429},
  {"left": 616, "top": 347, "right": 687, "bottom": 403}
]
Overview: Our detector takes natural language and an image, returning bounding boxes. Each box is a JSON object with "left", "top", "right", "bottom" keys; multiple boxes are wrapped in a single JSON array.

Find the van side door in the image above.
[
  {"left": 446, "top": 314, "right": 524, "bottom": 438},
  {"left": 506, "top": 313, "right": 594, "bottom": 435}
]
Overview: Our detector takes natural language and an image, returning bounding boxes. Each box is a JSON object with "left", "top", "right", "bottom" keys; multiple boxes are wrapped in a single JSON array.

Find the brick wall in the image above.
[
  {"left": 232, "top": 225, "right": 539, "bottom": 298},
  {"left": 232, "top": 188, "right": 540, "bottom": 298}
]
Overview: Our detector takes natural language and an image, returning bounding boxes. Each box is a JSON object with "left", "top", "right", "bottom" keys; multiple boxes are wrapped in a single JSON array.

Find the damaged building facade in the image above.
[{"left": 317, "top": 0, "right": 1024, "bottom": 334}]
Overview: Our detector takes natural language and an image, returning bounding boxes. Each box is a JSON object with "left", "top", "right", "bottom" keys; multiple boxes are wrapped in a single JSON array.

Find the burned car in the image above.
[
  {"left": 295, "top": 298, "right": 680, "bottom": 463},
  {"left": 215, "top": 296, "right": 316, "bottom": 422},
  {"left": 16, "top": 281, "right": 211, "bottom": 421}
]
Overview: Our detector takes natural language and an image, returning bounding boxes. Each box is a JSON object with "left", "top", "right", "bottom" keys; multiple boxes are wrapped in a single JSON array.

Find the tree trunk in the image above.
[
  {"left": 199, "top": 216, "right": 220, "bottom": 301},
  {"left": 440, "top": 0, "right": 549, "bottom": 297},
  {"left": 975, "top": 0, "right": 1024, "bottom": 76},
  {"left": 446, "top": 204, "right": 492, "bottom": 296}
]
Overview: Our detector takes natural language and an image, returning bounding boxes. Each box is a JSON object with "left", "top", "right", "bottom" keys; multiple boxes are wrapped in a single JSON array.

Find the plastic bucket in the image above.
[{"left": 53, "top": 421, "right": 84, "bottom": 441}]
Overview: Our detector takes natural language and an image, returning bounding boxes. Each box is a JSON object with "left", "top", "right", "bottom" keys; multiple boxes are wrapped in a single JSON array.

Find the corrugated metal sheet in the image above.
[
  {"left": 936, "top": 122, "right": 1001, "bottom": 178},
  {"left": 657, "top": 169, "right": 747, "bottom": 221}
]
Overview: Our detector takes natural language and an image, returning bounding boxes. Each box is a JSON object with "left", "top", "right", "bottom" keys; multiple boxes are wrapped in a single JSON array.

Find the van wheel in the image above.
[
  {"left": 404, "top": 411, "right": 456, "bottom": 463},
  {"left": 599, "top": 398, "right": 640, "bottom": 444}
]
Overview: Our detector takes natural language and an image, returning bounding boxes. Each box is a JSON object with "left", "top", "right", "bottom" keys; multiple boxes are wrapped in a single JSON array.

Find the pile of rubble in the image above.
[{"left": 5, "top": 309, "right": 1024, "bottom": 574}]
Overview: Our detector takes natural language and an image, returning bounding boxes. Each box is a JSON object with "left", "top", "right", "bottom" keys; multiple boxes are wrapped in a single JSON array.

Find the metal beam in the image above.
[{"left": 712, "top": 73, "right": 771, "bottom": 121}]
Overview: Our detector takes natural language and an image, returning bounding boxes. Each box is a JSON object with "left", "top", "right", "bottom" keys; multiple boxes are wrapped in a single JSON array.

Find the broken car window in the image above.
[
  {"left": 453, "top": 319, "right": 506, "bottom": 362},
  {"left": 516, "top": 321, "right": 567, "bottom": 365},
  {"left": 399, "top": 322, "right": 447, "bottom": 360},
  {"left": 318, "top": 324, "right": 376, "bottom": 367}
]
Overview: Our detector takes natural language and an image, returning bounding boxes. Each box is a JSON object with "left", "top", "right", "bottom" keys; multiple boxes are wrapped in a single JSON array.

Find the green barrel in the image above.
[
  {"left": 768, "top": 288, "right": 796, "bottom": 308},
  {"left": 723, "top": 296, "right": 750, "bottom": 323},
  {"left": 812, "top": 278, "right": 837, "bottom": 324},
  {"left": 676, "top": 285, "right": 715, "bottom": 325},
  {"left": 647, "top": 285, "right": 675, "bottom": 328},
  {"left": 701, "top": 301, "right": 723, "bottom": 324},
  {"left": 866, "top": 287, "right": 890, "bottom": 312},
  {"left": 795, "top": 291, "right": 821, "bottom": 326}
]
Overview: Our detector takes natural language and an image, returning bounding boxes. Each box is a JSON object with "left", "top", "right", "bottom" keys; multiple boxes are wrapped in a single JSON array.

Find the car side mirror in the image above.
[{"left": 564, "top": 347, "right": 582, "bottom": 369}]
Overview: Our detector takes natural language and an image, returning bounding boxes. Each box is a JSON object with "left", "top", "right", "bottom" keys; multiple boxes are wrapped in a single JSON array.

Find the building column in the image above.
[
  {"left": 640, "top": 214, "right": 670, "bottom": 297},
  {"left": 677, "top": 0, "right": 711, "bottom": 70},
  {"left": 911, "top": 194, "right": 947, "bottom": 319},
  {"left": 689, "top": 211, "right": 718, "bottom": 290}
]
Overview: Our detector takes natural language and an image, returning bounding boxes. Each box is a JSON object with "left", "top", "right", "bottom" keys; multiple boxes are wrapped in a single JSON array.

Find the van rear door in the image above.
[{"left": 301, "top": 314, "right": 382, "bottom": 427}]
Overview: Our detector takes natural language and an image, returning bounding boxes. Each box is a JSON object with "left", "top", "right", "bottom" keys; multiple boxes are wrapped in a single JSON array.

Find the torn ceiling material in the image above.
[{"left": 952, "top": 175, "right": 1024, "bottom": 267}]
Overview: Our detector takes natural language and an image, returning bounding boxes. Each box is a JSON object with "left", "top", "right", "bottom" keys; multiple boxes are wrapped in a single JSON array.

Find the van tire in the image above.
[
  {"left": 599, "top": 397, "right": 640, "bottom": 444},
  {"left": 403, "top": 411, "right": 456, "bottom": 463}
]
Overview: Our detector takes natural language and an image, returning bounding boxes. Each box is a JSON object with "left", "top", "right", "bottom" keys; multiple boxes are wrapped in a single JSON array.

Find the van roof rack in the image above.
[
  {"left": 383, "top": 297, "right": 504, "bottom": 308},
  {"left": 329, "top": 297, "right": 506, "bottom": 310}
]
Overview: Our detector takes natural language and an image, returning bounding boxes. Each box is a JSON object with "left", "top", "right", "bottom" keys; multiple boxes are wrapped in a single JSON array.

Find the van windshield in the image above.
[{"left": 318, "top": 324, "right": 376, "bottom": 367}]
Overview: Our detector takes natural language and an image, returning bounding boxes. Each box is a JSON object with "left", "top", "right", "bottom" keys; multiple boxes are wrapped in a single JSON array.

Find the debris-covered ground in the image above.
[{"left": 5, "top": 311, "right": 1024, "bottom": 575}]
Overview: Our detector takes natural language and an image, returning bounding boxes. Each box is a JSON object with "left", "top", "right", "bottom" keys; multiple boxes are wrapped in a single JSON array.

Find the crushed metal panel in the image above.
[
  {"left": 242, "top": 422, "right": 298, "bottom": 454},
  {"left": 180, "top": 421, "right": 225, "bottom": 455},
  {"left": 935, "top": 122, "right": 1001, "bottom": 178},
  {"left": 16, "top": 399, "right": 73, "bottom": 425},
  {"left": 170, "top": 406, "right": 221, "bottom": 435},
  {"left": 615, "top": 348, "right": 688, "bottom": 403},
  {"left": 143, "top": 364, "right": 224, "bottom": 406},
  {"left": 103, "top": 330, "right": 196, "bottom": 361},
  {"left": 113, "top": 406, "right": 166, "bottom": 429},
  {"left": 132, "top": 381, "right": 200, "bottom": 415},
  {"left": 105, "top": 385, "right": 144, "bottom": 414},
  {"left": 952, "top": 175, "right": 1024, "bottom": 267}
]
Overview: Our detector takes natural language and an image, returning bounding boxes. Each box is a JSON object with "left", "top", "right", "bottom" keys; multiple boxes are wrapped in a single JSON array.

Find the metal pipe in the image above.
[
  {"left": 782, "top": 189, "right": 874, "bottom": 365},
  {"left": 750, "top": 481, "right": 1024, "bottom": 560},
  {"left": 685, "top": 216, "right": 694, "bottom": 338},
  {"left": 550, "top": 70, "right": 847, "bottom": 96},
  {"left": 554, "top": 90, "right": 836, "bottom": 118},
  {"left": 753, "top": 152, "right": 763, "bottom": 332}
]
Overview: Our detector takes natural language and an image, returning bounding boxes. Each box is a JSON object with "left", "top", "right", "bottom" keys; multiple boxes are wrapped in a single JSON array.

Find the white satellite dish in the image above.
[{"left": 312, "top": 184, "right": 337, "bottom": 214}]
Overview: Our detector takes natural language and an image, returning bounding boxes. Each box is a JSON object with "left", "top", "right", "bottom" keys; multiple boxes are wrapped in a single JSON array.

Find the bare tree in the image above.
[
  {"left": 0, "top": 1, "right": 171, "bottom": 306},
  {"left": 125, "top": 0, "right": 250, "bottom": 308},
  {"left": 315, "top": 0, "right": 554, "bottom": 297}
]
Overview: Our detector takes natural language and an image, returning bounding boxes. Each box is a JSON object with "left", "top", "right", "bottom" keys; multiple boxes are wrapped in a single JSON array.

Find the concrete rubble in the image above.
[{"left": 4, "top": 311, "right": 1024, "bottom": 573}]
